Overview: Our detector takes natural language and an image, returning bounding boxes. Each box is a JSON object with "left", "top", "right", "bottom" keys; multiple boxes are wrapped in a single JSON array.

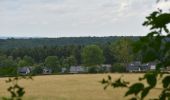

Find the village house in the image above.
[
  {"left": 148, "top": 63, "right": 156, "bottom": 71},
  {"left": 126, "top": 61, "right": 141, "bottom": 72},
  {"left": 100, "top": 64, "right": 112, "bottom": 72},
  {"left": 139, "top": 63, "right": 150, "bottom": 72},
  {"left": 126, "top": 61, "right": 157, "bottom": 72},
  {"left": 61, "top": 67, "right": 67, "bottom": 73},
  {"left": 42, "top": 67, "right": 52, "bottom": 74},
  {"left": 18, "top": 67, "right": 31, "bottom": 75},
  {"left": 69, "top": 66, "right": 87, "bottom": 73}
]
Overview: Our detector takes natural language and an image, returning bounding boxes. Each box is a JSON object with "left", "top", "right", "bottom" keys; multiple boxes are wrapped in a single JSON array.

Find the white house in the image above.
[
  {"left": 101, "top": 64, "right": 112, "bottom": 72},
  {"left": 61, "top": 67, "right": 67, "bottom": 73},
  {"left": 18, "top": 67, "right": 31, "bottom": 75},
  {"left": 69, "top": 66, "right": 87, "bottom": 73},
  {"left": 149, "top": 64, "right": 156, "bottom": 70},
  {"left": 42, "top": 67, "right": 52, "bottom": 74},
  {"left": 126, "top": 61, "right": 141, "bottom": 72},
  {"left": 127, "top": 61, "right": 157, "bottom": 72}
]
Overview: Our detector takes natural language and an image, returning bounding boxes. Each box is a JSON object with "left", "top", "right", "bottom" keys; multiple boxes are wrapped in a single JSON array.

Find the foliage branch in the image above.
[
  {"left": 2, "top": 76, "right": 32, "bottom": 100},
  {"left": 102, "top": 6, "right": 170, "bottom": 100}
]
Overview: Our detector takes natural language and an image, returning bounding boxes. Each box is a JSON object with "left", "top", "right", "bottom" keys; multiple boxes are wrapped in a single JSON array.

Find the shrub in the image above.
[
  {"left": 0, "top": 67, "right": 17, "bottom": 76},
  {"left": 111, "top": 63, "right": 126, "bottom": 73},
  {"left": 88, "top": 66, "right": 98, "bottom": 73},
  {"left": 32, "top": 66, "right": 43, "bottom": 75}
]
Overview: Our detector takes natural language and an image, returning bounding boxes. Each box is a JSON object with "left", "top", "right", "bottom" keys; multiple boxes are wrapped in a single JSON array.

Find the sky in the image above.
[{"left": 0, "top": 0, "right": 169, "bottom": 38}]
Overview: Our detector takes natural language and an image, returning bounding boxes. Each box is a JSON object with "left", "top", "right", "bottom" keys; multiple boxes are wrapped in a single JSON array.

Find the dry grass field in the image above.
[{"left": 0, "top": 74, "right": 162, "bottom": 100}]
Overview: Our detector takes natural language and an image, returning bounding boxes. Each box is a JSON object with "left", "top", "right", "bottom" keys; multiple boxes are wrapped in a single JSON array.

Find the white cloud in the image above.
[
  {"left": 155, "top": 1, "right": 170, "bottom": 11},
  {"left": 0, "top": 0, "right": 167, "bottom": 37}
]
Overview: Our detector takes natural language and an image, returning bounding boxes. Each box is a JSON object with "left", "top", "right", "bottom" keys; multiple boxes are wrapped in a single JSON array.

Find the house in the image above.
[
  {"left": 126, "top": 61, "right": 141, "bottom": 72},
  {"left": 148, "top": 63, "right": 156, "bottom": 71},
  {"left": 140, "top": 63, "right": 150, "bottom": 72},
  {"left": 42, "top": 67, "right": 52, "bottom": 74},
  {"left": 69, "top": 66, "right": 87, "bottom": 73},
  {"left": 100, "top": 64, "right": 112, "bottom": 72},
  {"left": 127, "top": 61, "right": 157, "bottom": 72},
  {"left": 161, "top": 66, "right": 170, "bottom": 73},
  {"left": 18, "top": 67, "right": 31, "bottom": 75},
  {"left": 61, "top": 67, "right": 67, "bottom": 73},
  {"left": 126, "top": 66, "right": 141, "bottom": 72},
  {"left": 166, "top": 66, "right": 170, "bottom": 71}
]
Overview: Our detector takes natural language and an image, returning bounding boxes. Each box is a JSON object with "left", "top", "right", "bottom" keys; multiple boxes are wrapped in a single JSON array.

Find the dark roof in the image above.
[
  {"left": 18, "top": 67, "right": 30, "bottom": 73},
  {"left": 129, "top": 61, "right": 141, "bottom": 66},
  {"left": 126, "top": 66, "right": 140, "bottom": 70}
]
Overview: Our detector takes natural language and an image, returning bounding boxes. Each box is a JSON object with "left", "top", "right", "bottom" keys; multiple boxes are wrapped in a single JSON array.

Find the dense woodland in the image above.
[
  {"left": 0, "top": 36, "right": 139, "bottom": 49},
  {"left": 0, "top": 36, "right": 140, "bottom": 76}
]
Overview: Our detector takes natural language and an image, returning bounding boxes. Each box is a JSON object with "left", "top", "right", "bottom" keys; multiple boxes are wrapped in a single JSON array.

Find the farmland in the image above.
[{"left": 0, "top": 74, "right": 162, "bottom": 100}]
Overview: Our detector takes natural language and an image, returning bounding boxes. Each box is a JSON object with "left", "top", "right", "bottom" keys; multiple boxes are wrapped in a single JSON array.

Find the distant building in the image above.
[
  {"left": 127, "top": 61, "right": 157, "bottom": 72},
  {"left": 42, "top": 67, "right": 52, "bottom": 74},
  {"left": 148, "top": 63, "right": 156, "bottom": 71},
  {"left": 140, "top": 63, "right": 150, "bottom": 72},
  {"left": 101, "top": 64, "right": 112, "bottom": 72},
  {"left": 161, "top": 66, "right": 170, "bottom": 73},
  {"left": 69, "top": 66, "right": 87, "bottom": 73},
  {"left": 166, "top": 66, "right": 170, "bottom": 71},
  {"left": 18, "top": 67, "right": 31, "bottom": 75},
  {"left": 126, "top": 61, "right": 141, "bottom": 72},
  {"left": 61, "top": 67, "right": 67, "bottom": 73}
]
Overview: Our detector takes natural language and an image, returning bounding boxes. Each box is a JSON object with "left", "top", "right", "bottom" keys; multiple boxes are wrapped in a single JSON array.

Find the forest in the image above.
[
  {"left": 0, "top": 36, "right": 139, "bottom": 49},
  {"left": 0, "top": 36, "right": 139, "bottom": 76}
]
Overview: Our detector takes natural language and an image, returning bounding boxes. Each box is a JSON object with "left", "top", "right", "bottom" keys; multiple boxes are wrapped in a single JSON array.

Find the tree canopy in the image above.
[
  {"left": 82, "top": 45, "right": 104, "bottom": 66},
  {"left": 110, "top": 37, "right": 134, "bottom": 66},
  {"left": 45, "top": 56, "right": 60, "bottom": 72}
]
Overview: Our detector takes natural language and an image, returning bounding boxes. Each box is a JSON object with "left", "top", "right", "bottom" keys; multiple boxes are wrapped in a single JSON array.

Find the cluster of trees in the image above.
[
  {"left": 0, "top": 36, "right": 139, "bottom": 49},
  {"left": 0, "top": 37, "right": 138, "bottom": 76}
]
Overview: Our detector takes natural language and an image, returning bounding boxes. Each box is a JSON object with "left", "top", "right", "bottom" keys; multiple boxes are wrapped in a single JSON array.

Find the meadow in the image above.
[{"left": 0, "top": 74, "right": 162, "bottom": 100}]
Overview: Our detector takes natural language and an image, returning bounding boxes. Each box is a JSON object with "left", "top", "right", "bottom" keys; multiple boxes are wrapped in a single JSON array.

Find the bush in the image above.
[
  {"left": 0, "top": 67, "right": 17, "bottom": 76},
  {"left": 111, "top": 63, "right": 126, "bottom": 73},
  {"left": 88, "top": 66, "right": 98, "bottom": 73},
  {"left": 51, "top": 67, "right": 61, "bottom": 73},
  {"left": 32, "top": 66, "right": 43, "bottom": 75}
]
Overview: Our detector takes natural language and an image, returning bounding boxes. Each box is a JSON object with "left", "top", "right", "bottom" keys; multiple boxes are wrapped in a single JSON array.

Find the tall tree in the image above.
[
  {"left": 110, "top": 38, "right": 134, "bottom": 66},
  {"left": 65, "top": 55, "right": 77, "bottom": 66},
  {"left": 45, "top": 56, "right": 60, "bottom": 72},
  {"left": 23, "top": 56, "right": 34, "bottom": 66},
  {"left": 102, "top": 43, "right": 115, "bottom": 64},
  {"left": 18, "top": 56, "right": 34, "bottom": 67},
  {"left": 82, "top": 45, "right": 104, "bottom": 66}
]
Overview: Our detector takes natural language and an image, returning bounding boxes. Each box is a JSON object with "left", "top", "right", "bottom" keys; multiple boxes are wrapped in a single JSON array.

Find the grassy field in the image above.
[{"left": 0, "top": 74, "right": 162, "bottom": 100}]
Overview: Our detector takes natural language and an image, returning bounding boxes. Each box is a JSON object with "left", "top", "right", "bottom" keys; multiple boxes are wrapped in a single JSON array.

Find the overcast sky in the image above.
[{"left": 0, "top": 0, "right": 169, "bottom": 37}]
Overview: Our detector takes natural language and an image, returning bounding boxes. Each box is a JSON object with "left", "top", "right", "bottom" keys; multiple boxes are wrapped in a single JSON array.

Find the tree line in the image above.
[
  {"left": 0, "top": 37, "right": 139, "bottom": 76},
  {"left": 0, "top": 36, "right": 139, "bottom": 49}
]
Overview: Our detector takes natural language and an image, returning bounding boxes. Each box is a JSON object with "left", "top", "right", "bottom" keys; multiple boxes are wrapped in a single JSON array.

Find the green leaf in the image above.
[
  {"left": 104, "top": 84, "right": 109, "bottom": 90},
  {"left": 160, "top": 91, "right": 166, "bottom": 100},
  {"left": 125, "top": 83, "right": 144, "bottom": 96},
  {"left": 101, "top": 79, "right": 107, "bottom": 84},
  {"left": 108, "top": 75, "right": 112, "bottom": 80},
  {"left": 142, "top": 48, "right": 157, "bottom": 63},
  {"left": 144, "top": 73, "right": 157, "bottom": 87},
  {"left": 17, "top": 87, "right": 25, "bottom": 97},
  {"left": 130, "top": 97, "right": 137, "bottom": 100},
  {"left": 141, "top": 87, "right": 151, "bottom": 99},
  {"left": 112, "top": 78, "right": 128, "bottom": 88},
  {"left": 162, "top": 76, "right": 170, "bottom": 88}
]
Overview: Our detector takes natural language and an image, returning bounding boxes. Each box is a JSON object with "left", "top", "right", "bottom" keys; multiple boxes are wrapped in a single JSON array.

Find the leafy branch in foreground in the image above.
[
  {"left": 102, "top": 9, "right": 170, "bottom": 100},
  {"left": 2, "top": 76, "right": 32, "bottom": 100},
  {"left": 101, "top": 72, "right": 158, "bottom": 100},
  {"left": 101, "top": 75, "right": 129, "bottom": 90}
]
